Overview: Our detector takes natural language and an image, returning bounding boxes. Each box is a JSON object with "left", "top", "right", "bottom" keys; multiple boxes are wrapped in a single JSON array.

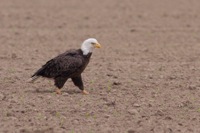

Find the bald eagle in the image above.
[{"left": 28, "top": 38, "right": 101, "bottom": 94}]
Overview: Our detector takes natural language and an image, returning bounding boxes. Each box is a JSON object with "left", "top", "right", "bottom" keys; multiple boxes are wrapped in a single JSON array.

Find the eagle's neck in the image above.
[
  {"left": 84, "top": 52, "right": 92, "bottom": 58},
  {"left": 81, "top": 43, "right": 93, "bottom": 55},
  {"left": 82, "top": 49, "right": 92, "bottom": 55},
  {"left": 79, "top": 49, "right": 92, "bottom": 58}
]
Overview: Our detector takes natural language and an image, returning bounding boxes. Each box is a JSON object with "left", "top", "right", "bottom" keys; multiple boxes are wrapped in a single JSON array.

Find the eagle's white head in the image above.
[{"left": 81, "top": 38, "right": 101, "bottom": 55}]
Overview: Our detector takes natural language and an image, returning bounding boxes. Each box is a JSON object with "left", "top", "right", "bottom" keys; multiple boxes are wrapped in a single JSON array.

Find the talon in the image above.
[
  {"left": 55, "top": 89, "right": 62, "bottom": 95},
  {"left": 82, "top": 90, "right": 89, "bottom": 95}
]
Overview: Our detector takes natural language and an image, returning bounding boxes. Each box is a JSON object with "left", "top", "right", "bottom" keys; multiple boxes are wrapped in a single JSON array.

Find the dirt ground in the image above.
[{"left": 1, "top": 0, "right": 200, "bottom": 132}]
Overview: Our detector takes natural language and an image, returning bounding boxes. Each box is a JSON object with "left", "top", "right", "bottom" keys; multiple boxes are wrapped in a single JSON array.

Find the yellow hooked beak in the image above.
[{"left": 94, "top": 43, "right": 101, "bottom": 48}]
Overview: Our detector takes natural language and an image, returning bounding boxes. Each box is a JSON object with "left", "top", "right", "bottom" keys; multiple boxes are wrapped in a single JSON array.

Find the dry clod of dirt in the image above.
[
  {"left": 11, "top": 53, "right": 17, "bottom": 59},
  {"left": 62, "top": 92, "right": 69, "bottom": 96},
  {"left": 188, "top": 85, "right": 198, "bottom": 90},
  {"left": 127, "top": 129, "right": 136, "bottom": 133},
  {"left": 20, "top": 128, "right": 54, "bottom": 133},
  {"left": 112, "top": 81, "right": 121, "bottom": 86},
  {"left": 133, "top": 103, "right": 140, "bottom": 107},
  {"left": 165, "top": 116, "right": 173, "bottom": 120},
  {"left": 168, "top": 76, "right": 177, "bottom": 80},
  {"left": 128, "top": 109, "right": 139, "bottom": 115},
  {"left": 73, "top": 119, "right": 79, "bottom": 124},
  {"left": 0, "top": 93, "right": 5, "bottom": 100},
  {"left": 105, "top": 100, "right": 116, "bottom": 107},
  {"left": 104, "top": 114, "right": 110, "bottom": 118},
  {"left": 155, "top": 110, "right": 165, "bottom": 116},
  {"left": 178, "top": 100, "right": 194, "bottom": 109},
  {"left": 130, "top": 29, "right": 137, "bottom": 32}
]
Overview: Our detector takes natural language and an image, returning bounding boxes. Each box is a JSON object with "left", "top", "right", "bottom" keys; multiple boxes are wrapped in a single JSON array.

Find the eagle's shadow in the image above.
[{"left": 27, "top": 88, "right": 81, "bottom": 95}]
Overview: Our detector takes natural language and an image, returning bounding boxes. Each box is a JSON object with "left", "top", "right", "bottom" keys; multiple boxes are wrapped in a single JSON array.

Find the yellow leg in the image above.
[
  {"left": 55, "top": 88, "right": 62, "bottom": 95},
  {"left": 82, "top": 90, "right": 89, "bottom": 95}
]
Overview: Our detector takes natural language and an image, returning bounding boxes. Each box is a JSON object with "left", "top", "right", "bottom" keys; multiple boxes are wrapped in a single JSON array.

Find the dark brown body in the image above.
[{"left": 32, "top": 49, "right": 92, "bottom": 91}]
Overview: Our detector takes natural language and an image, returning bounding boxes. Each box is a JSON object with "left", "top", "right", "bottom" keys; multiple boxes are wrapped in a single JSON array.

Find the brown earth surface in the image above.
[{"left": 1, "top": 0, "right": 200, "bottom": 132}]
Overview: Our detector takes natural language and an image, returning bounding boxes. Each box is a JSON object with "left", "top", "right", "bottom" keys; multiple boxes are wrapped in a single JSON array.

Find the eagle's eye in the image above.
[{"left": 91, "top": 42, "right": 96, "bottom": 45}]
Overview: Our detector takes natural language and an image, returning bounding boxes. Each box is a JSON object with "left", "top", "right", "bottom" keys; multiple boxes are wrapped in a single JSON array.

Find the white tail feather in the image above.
[{"left": 27, "top": 76, "right": 39, "bottom": 83}]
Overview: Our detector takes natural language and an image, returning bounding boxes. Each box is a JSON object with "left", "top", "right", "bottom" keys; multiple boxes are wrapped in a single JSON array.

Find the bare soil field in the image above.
[{"left": 1, "top": 0, "right": 200, "bottom": 132}]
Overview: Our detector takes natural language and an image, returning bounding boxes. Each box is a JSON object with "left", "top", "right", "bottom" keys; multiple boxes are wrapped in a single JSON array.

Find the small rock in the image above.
[
  {"left": 57, "top": 25, "right": 63, "bottom": 29},
  {"left": 128, "top": 109, "right": 138, "bottom": 115},
  {"left": 25, "top": 16, "right": 31, "bottom": 20},
  {"left": 168, "top": 76, "right": 176, "bottom": 80},
  {"left": 106, "top": 100, "right": 116, "bottom": 107},
  {"left": 113, "top": 81, "right": 121, "bottom": 86},
  {"left": 104, "top": 127, "right": 112, "bottom": 133},
  {"left": 107, "top": 74, "right": 112, "bottom": 77},
  {"left": 133, "top": 103, "right": 140, "bottom": 107},
  {"left": 130, "top": 29, "right": 136, "bottom": 32},
  {"left": 21, "top": 110, "right": 25, "bottom": 114},
  {"left": 104, "top": 114, "right": 110, "bottom": 118},
  {"left": 0, "top": 93, "right": 5, "bottom": 100},
  {"left": 10, "top": 116, "right": 17, "bottom": 121},
  {"left": 188, "top": 85, "right": 197, "bottom": 90},
  {"left": 166, "top": 128, "right": 173, "bottom": 133},
  {"left": 11, "top": 53, "right": 17, "bottom": 59},
  {"left": 20, "top": 129, "right": 29, "bottom": 133},
  {"left": 148, "top": 75, "right": 153, "bottom": 79},
  {"left": 81, "top": 108, "right": 86, "bottom": 111},
  {"left": 34, "top": 128, "right": 54, "bottom": 133},
  {"left": 73, "top": 119, "right": 79, "bottom": 124},
  {"left": 6, "top": 112, "right": 13, "bottom": 117},
  {"left": 155, "top": 110, "right": 164, "bottom": 116},
  {"left": 113, "top": 76, "right": 118, "bottom": 79},
  {"left": 143, "top": 48, "right": 149, "bottom": 52},
  {"left": 178, "top": 123, "right": 183, "bottom": 126},
  {"left": 35, "top": 88, "right": 40, "bottom": 92},
  {"left": 187, "top": 128, "right": 193, "bottom": 132},
  {"left": 165, "top": 116, "right": 172, "bottom": 120},
  {"left": 62, "top": 92, "right": 69, "bottom": 96},
  {"left": 186, "top": 24, "right": 191, "bottom": 27},
  {"left": 127, "top": 129, "right": 136, "bottom": 133},
  {"left": 84, "top": 16, "right": 89, "bottom": 20},
  {"left": 148, "top": 103, "right": 153, "bottom": 107}
]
